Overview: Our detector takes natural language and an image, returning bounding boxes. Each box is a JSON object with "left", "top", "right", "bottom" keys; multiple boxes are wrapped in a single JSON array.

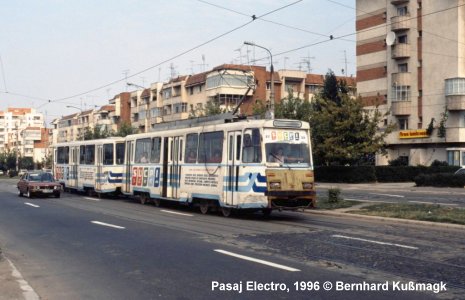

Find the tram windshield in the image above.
[{"left": 264, "top": 129, "right": 311, "bottom": 165}]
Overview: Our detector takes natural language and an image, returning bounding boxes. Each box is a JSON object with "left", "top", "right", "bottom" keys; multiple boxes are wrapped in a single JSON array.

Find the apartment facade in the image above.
[
  {"left": 357, "top": 0, "right": 465, "bottom": 166},
  {"left": 55, "top": 64, "right": 356, "bottom": 142},
  {"left": 0, "top": 108, "right": 48, "bottom": 162}
]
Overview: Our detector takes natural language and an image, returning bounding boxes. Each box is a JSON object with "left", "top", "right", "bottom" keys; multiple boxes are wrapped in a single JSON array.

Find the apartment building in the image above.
[
  {"left": 357, "top": 0, "right": 465, "bottom": 166},
  {"left": 0, "top": 108, "right": 47, "bottom": 162},
  {"left": 55, "top": 64, "right": 356, "bottom": 141}
]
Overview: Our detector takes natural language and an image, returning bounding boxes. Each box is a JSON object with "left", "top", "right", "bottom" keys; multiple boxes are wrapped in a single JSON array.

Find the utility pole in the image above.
[
  {"left": 244, "top": 41, "right": 274, "bottom": 119},
  {"left": 301, "top": 53, "right": 315, "bottom": 73}
]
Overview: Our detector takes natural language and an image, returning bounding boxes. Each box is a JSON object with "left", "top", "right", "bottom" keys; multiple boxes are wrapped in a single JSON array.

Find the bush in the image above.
[
  {"left": 328, "top": 188, "right": 342, "bottom": 203},
  {"left": 315, "top": 166, "right": 376, "bottom": 183},
  {"left": 414, "top": 173, "right": 465, "bottom": 187},
  {"left": 8, "top": 170, "right": 18, "bottom": 177},
  {"left": 431, "top": 160, "right": 448, "bottom": 167}
]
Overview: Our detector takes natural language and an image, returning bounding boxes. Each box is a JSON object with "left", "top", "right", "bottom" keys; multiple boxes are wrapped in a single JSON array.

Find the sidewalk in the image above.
[{"left": 0, "top": 250, "right": 39, "bottom": 300}]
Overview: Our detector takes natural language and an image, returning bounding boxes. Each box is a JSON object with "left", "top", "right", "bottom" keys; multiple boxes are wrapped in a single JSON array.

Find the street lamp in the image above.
[
  {"left": 127, "top": 82, "right": 145, "bottom": 89},
  {"left": 66, "top": 105, "right": 84, "bottom": 141},
  {"left": 244, "top": 41, "right": 274, "bottom": 119}
]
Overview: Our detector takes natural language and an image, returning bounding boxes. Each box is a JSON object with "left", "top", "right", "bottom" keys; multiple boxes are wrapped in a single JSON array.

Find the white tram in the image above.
[
  {"left": 53, "top": 116, "right": 316, "bottom": 216},
  {"left": 54, "top": 137, "right": 125, "bottom": 195}
]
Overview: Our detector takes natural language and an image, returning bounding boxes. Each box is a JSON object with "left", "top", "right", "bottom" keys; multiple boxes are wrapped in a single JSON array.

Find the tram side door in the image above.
[
  {"left": 225, "top": 131, "right": 241, "bottom": 205},
  {"left": 164, "top": 136, "right": 183, "bottom": 199},
  {"left": 66, "top": 146, "right": 79, "bottom": 188},
  {"left": 96, "top": 144, "right": 103, "bottom": 192},
  {"left": 123, "top": 140, "right": 133, "bottom": 194}
]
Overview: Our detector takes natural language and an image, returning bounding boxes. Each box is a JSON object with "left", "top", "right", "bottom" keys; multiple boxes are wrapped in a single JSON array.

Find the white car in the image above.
[{"left": 0, "top": 170, "right": 4, "bottom": 175}]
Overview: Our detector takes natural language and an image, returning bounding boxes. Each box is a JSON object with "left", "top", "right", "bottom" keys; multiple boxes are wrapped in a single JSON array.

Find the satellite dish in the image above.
[{"left": 386, "top": 31, "right": 396, "bottom": 46}]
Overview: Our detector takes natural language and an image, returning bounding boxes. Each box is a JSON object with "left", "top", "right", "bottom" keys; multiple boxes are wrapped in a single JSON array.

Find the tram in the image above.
[{"left": 53, "top": 116, "right": 316, "bottom": 216}]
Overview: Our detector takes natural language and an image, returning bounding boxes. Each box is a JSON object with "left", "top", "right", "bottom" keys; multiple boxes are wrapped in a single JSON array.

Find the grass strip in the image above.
[{"left": 348, "top": 203, "right": 465, "bottom": 225}]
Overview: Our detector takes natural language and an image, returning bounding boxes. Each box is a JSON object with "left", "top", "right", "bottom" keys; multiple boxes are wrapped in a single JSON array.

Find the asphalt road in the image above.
[
  {"left": 317, "top": 182, "right": 465, "bottom": 207},
  {"left": 0, "top": 178, "right": 463, "bottom": 300}
]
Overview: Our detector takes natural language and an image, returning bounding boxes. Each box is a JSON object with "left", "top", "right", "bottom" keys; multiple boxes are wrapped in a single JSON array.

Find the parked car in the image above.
[
  {"left": 17, "top": 170, "right": 62, "bottom": 198},
  {"left": 454, "top": 167, "right": 465, "bottom": 175},
  {"left": 18, "top": 169, "right": 28, "bottom": 177},
  {"left": 0, "top": 170, "right": 4, "bottom": 176}
]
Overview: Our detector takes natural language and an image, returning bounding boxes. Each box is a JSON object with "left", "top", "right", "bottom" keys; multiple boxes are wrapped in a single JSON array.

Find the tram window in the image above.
[
  {"left": 80, "top": 146, "right": 86, "bottom": 164},
  {"left": 85, "top": 145, "right": 95, "bottom": 165},
  {"left": 116, "top": 143, "right": 125, "bottom": 165},
  {"left": 103, "top": 144, "right": 114, "bottom": 165},
  {"left": 242, "top": 129, "right": 262, "bottom": 163},
  {"left": 198, "top": 131, "right": 223, "bottom": 163},
  {"left": 236, "top": 135, "right": 241, "bottom": 161},
  {"left": 135, "top": 138, "right": 151, "bottom": 163},
  {"left": 185, "top": 133, "right": 198, "bottom": 163},
  {"left": 150, "top": 137, "right": 161, "bottom": 163},
  {"left": 57, "top": 147, "right": 69, "bottom": 164}
]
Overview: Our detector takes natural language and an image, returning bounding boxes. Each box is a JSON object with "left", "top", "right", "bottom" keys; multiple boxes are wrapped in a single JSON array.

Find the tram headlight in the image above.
[
  {"left": 269, "top": 181, "right": 281, "bottom": 190},
  {"left": 302, "top": 182, "right": 313, "bottom": 190}
]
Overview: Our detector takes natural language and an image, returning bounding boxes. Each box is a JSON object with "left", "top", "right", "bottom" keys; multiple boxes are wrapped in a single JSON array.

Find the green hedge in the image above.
[
  {"left": 315, "top": 166, "right": 376, "bottom": 183},
  {"left": 414, "top": 173, "right": 465, "bottom": 187},
  {"left": 315, "top": 166, "right": 461, "bottom": 183}
]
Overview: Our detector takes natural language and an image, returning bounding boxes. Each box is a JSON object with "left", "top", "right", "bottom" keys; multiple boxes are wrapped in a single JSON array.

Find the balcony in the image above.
[
  {"left": 391, "top": 43, "right": 410, "bottom": 59},
  {"left": 391, "top": 101, "right": 411, "bottom": 115},
  {"left": 391, "top": 0, "right": 409, "bottom": 4},
  {"left": 446, "top": 127, "right": 465, "bottom": 142},
  {"left": 391, "top": 15, "right": 410, "bottom": 31},
  {"left": 445, "top": 78, "right": 465, "bottom": 110},
  {"left": 392, "top": 72, "right": 411, "bottom": 86}
]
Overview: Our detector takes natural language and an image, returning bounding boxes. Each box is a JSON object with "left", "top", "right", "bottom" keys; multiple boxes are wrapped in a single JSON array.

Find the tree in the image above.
[
  {"left": 204, "top": 99, "right": 224, "bottom": 116},
  {"left": 310, "top": 70, "right": 393, "bottom": 166},
  {"left": 275, "top": 91, "right": 312, "bottom": 122},
  {"left": 310, "top": 97, "right": 392, "bottom": 166},
  {"left": 115, "top": 121, "right": 137, "bottom": 137}
]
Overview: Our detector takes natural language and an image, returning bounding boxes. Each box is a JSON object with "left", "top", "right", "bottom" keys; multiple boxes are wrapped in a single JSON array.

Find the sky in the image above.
[{"left": 0, "top": 0, "right": 356, "bottom": 125}]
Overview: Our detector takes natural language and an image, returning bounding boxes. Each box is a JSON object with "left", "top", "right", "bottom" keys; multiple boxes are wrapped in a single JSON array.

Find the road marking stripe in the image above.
[
  {"left": 408, "top": 200, "right": 458, "bottom": 206},
  {"left": 7, "top": 258, "right": 40, "bottom": 300},
  {"left": 332, "top": 235, "right": 418, "bottom": 250},
  {"left": 214, "top": 249, "right": 300, "bottom": 272},
  {"left": 369, "top": 193, "right": 404, "bottom": 198},
  {"left": 160, "top": 210, "right": 193, "bottom": 217},
  {"left": 91, "top": 221, "right": 125, "bottom": 229},
  {"left": 84, "top": 197, "right": 100, "bottom": 201},
  {"left": 24, "top": 202, "right": 40, "bottom": 208},
  {"left": 345, "top": 198, "right": 396, "bottom": 204}
]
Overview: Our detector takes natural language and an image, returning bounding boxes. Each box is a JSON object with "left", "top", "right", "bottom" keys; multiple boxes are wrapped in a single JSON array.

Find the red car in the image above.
[{"left": 17, "top": 170, "right": 62, "bottom": 198}]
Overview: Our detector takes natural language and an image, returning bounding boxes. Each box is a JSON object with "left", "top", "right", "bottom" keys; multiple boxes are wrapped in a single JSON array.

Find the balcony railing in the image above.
[
  {"left": 392, "top": 72, "right": 411, "bottom": 86},
  {"left": 391, "top": 43, "right": 410, "bottom": 59},
  {"left": 391, "top": 101, "right": 411, "bottom": 115},
  {"left": 391, "top": 15, "right": 410, "bottom": 31}
]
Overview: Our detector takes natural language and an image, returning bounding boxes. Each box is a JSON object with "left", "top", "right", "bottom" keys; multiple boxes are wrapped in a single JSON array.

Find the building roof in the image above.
[
  {"left": 140, "top": 89, "right": 151, "bottom": 99},
  {"left": 24, "top": 126, "right": 41, "bottom": 130},
  {"left": 167, "top": 75, "right": 188, "bottom": 84},
  {"left": 7, "top": 108, "right": 32, "bottom": 115},
  {"left": 61, "top": 113, "right": 78, "bottom": 120},
  {"left": 185, "top": 71, "right": 208, "bottom": 87},
  {"left": 99, "top": 105, "right": 115, "bottom": 112},
  {"left": 305, "top": 74, "right": 325, "bottom": 85}
]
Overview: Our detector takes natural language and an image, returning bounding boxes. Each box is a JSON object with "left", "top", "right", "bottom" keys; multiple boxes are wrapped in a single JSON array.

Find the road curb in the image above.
[{"left": 306, "top": 209, "right": 465, "bottom": 230}]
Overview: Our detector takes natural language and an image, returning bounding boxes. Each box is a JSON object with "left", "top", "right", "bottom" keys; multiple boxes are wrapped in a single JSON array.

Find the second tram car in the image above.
[{"left": 54, "top": 137, "right": 125, "bottom": 195}]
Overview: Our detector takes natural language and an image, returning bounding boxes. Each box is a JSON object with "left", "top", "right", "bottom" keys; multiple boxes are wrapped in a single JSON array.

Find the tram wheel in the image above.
[
  {"left": 262, "top": 208, "right": 272, "bottom": 217},
  {"left": 153, "top": 198, "right": 161, "bottom": 207},
  {"left": 199, "top": 200, "right": 209, "bottom": 214},
  {"left": 140, "top": 193, "right": 148, "bottom": 205},
  {"left": 221, "top": 207, "right": 232, "bottom": 217}
]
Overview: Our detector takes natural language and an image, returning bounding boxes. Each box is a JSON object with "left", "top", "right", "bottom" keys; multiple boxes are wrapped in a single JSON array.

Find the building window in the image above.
[
  {"left": 392, "top": 85, "right": 411, "bottom": 101},
  {"left": 398, "top": 117, "right": 409, "bottom": 130},
  {"left": 445, "top": 78, "right": 465, "bottom": 96},
  {"left": 397, "top": 6, "right": 408, "bottom": 16},
  {"left": 398, "top": 63, "right": 408, "bottom": 72},
  {"left": 398, "top": 34, "right": 408, "bottom": 44},
  {"left": 447, "top": 150, "right": 461, "bottom": 166}
]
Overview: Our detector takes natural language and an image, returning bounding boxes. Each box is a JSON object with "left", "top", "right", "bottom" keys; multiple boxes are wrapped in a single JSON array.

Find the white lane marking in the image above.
[
  {"left": 369, "top": 193, "right": 404, "bottom": 198},
  {"left": 408, "top": 200, "right": 458, "bottom": 206},
  {"left": 91, "top": 221, "right": 125, "bottom": 229},
  {"left": 160, "top": 210, "right": 194, "bottom": 217},
  {"left": 332, "top": 235, "right": 418, "bottom": 250},
  {"left": 7, "top": 258, "right": 40, "bottom": 300},
  {"left": 84, "top": 197, "right": 100, "bottom": 201},
  {"left": 214, "top": 249, "right": 300, "bottom": 272},
  {"left": 24, "top": 202, "right": 40, "bottom": 208},
  {"left": 345, "top": 198, "right": 396, "bottom": 204}
]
